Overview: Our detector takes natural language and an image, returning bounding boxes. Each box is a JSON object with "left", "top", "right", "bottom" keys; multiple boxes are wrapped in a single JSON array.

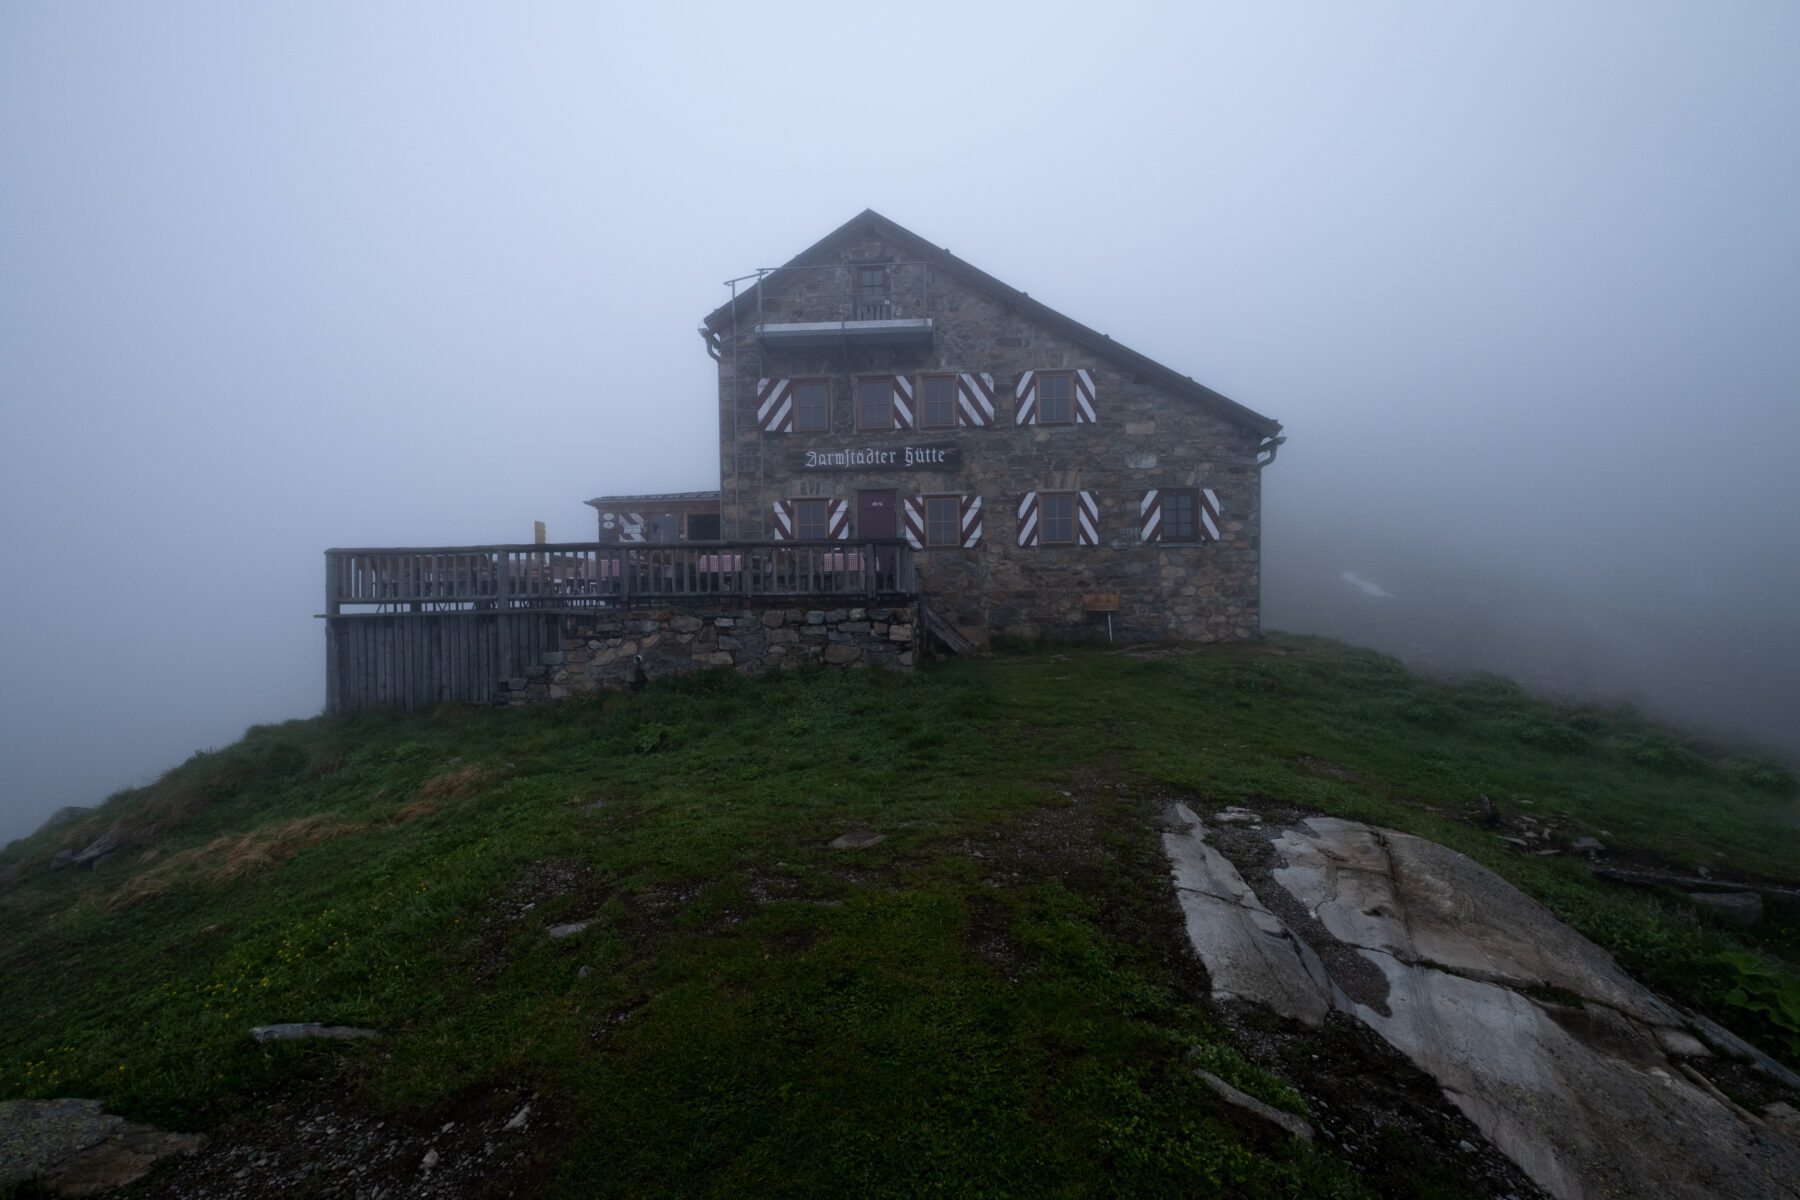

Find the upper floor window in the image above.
[
  {"left": 1039, "top": 492, "right": 1077, "bottom": 544},
  {"left": 793, "top": 380, "right": 830, "bottom": 433},
  {"left": 1037, "top": 373, "right": 1075, "bottom": 424},
  {"left": 795, "top": 498, "right": 830, "bottom": 541},
  {"left": 920, "top": 375, "right": 956, "bottom": 429},
  {"left": 854, "top": 265, "right": 891, "bottom": 321},
  {"left": 1161, "top": 488, "right": 1200, "bottom": 543},
  {"left": 856, "top": 378, "right": 891, "bottom": 431}
]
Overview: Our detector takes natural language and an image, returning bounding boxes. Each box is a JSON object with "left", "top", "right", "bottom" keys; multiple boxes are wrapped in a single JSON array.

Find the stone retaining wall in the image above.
[{"left": 497, "top": 603, "right": 918, "bottom": 704}]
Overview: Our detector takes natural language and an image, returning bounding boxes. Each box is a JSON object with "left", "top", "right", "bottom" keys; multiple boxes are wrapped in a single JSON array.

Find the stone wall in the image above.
[
  {"left": 714, "top": 231, "right": 1267, "bottom": 647},
  {"left": 496, "top": 603, "right": 918, "bottom": 704}
]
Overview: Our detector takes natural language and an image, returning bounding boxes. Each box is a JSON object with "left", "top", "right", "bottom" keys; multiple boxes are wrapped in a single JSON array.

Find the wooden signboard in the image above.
[
  {"left": 792, "top": 443, "right": 961, "bottom": 471},
  {"left": 1082, "top": 593, "right": 1121, "bottom": 612}
]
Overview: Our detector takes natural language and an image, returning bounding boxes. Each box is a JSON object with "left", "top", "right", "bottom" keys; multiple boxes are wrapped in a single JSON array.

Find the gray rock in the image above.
[
  {"left": 71, "top": 831, "right": 121, "bottom": 870},
  {"left": 804, "top": 610, "right": 826, "bottom": 625},
  {"left": 547, "top": 920, "right": 593, "bottom": 940},
  {"left": 1570, "top": 836, "right": 1606, "bottom": 852},
  {"left": 1192, "top": 1069, "right": 1313, "bottom": 1142},
  {"left": 829, "top": 830, "right": 886, "bottom": 850},
  {"left": 249, "top": 1023, "right": 380, "bottom": 1043},
  {"left": 503, "top": 1105, "right": 530, "bottom": 1132},
  {"left": 1271, "top": 818, "right": 1680, "bottom": 1026},
  {"left": 1163, "top": 805, "right": 1337, "bottom": 1026},
  {"left": 1165, "top": 813, "right": 1800, "bottom": 1200},
  {"left": 0, "top": 1097, "right": 204, "bottom": 1194},
  {"left": 48, "top": 849, "right": 75, "bottom": 871}
]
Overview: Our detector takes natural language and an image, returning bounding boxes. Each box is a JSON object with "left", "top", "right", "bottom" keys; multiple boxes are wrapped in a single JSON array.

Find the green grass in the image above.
[{"left": 1, "top": 635, "right": 1796, "bottom": 1197}]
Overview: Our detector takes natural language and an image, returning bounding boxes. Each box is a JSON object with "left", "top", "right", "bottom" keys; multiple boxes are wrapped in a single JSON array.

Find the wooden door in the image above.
[{"left": 857, "top": 489, "right": 897, "bottom": 589}]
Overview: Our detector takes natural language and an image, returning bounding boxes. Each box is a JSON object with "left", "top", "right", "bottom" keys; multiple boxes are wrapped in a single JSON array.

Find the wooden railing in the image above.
[{"left": 324, "top": 541, "right": 915, "bottom": 615}]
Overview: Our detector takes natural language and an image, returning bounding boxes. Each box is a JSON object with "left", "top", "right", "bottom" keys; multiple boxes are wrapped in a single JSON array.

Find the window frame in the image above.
[
  {"left": 854, "top": 376, "right": 894, "bottom": 432},
  {"left": 794, "top": 497, "right": 830, "bottom": 541},
  {"left": 1035, "top": 372, "right": 1076, "bottom": 425},
  {"left": 684, "top": 512, "right": 722, "bottom": 542},
  {"left": 791, "top": 377, "right": 831, "bottom": 434},
  {"left": 1160, "top": 487, "right": 1200, "bottom": 544},
  {"left": 919, "top": 374, "right": 957, "bottom": 430},
  {"left": 1038, "top": 491, "right": 1077, "bottom": 545},
  {"left": 922, "top": 494, "right": 962, "bottom": 548}
]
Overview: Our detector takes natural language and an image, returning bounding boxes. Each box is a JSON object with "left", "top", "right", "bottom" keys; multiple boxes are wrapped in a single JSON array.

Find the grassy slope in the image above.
[{"left": 1, "top": 636, "right": 1796, "bottom": 1197}]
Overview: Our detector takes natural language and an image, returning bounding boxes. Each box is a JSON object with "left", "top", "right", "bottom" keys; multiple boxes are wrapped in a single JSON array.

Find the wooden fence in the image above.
[{"left": 324, "top": 540, "right": 914, "bottom": 614}]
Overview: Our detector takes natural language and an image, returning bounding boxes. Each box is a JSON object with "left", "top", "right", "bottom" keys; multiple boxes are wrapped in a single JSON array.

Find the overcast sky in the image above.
[{"left": 3, "top": 2, "right": 1797, "bottom": 842}]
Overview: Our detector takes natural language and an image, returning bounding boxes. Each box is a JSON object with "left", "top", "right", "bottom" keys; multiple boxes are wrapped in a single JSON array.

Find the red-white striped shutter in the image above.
[
  {"left": 1139, "top": 491, "right": 1162, "bottom": 542},
  {"left": 1076, "top": 491, "right": 1100, "bottom": 545},
  {"left": 901, "top": 497, "right": 924, "bottom": 549},
  {"left": 827, "top": 498, "right": 850, "bottom": 540},
  {"left": 1073, "top": 369, "right": 1097, "bottom": 423},
  {"left": 770, "top": 499, "right": 794, "bottom": 540},
  {"left": 1016, "top": 491, "right": 1040, "bottom": 546},
  {"left": 757, "top": 378, "right": 794, "bottom": 433},
  {"left": 960, "top": 495, "right": 983, "bottom": 547},
  {"left": 1199, "top": 487, "right": 1221, "bottom": 541},
  {"left": 1140, "top": 488, "right": 1223, "bottom": 541},
  {"left": 1014, "top": 372, "right": 1037, "bottom": 425},
  {"left": 1014, "top": 370, "right": 1097, "bottom": 424},
  {"left": 620, "top": 512, "right": 647, "bottom": 544},
  {"left": 957, "top": 373, "right": 996, "bottom": 427},
  {"left": 891, "top": 376, "right": 915, "bottom": 429}
]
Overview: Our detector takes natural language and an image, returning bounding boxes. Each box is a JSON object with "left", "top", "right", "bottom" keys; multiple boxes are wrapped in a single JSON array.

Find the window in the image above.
[
  {"left": 1039, "top": 492, "right": 1076, "bottom": 544},
  {"left": 855, "top": 265, "right": 891, "bottom": 320},
  {"left": 1037, "top": 373, "right": 1075, "bottom": 424},
  {"left": 685, "top": 512, "right": 721, "bottom": 541},
  {"left": 1161, "top": 489, "right": 1199, "bottom": 543},
  {"left": 856, "top": 378, "right": 891, "bottom": 430},
  {"left": 924, "top": 495, "right": 960, "bottom": 547},
  {"left": 920, "top": 375, "right": 956, "bottom": 429},
  {"left": 793, "top": 380, "right": 830, "bottom": 433},
  {"left": 795, "top": 498, "right": 829, "bottom": 541}
]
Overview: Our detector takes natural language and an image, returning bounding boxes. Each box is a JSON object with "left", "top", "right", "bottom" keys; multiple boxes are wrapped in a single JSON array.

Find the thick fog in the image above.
[{"left": 3, "top": 3, "right": 1796, "bottom": 843}]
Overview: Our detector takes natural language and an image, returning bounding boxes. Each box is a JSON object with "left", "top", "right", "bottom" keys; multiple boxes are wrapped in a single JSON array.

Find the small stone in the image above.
[
  {"left": 1571, "top": 837, "right": 1605, "bottom": 852},
  {"left": 249, "top": 1023, "right": 380, "bottom": 1043},
  {"left": 1458, "top": 1140, "right": 1476, "bottom": 1153},
  {"left": 829, "top": 830, "right": 886, "bottom": 850},
  {"left": 1192, "top": 1068, "right": 1314, "bottom": 1142},
  {"left": 578, "top": 965, "right": 594, "bottom": 979},
  {"left": 805, "top": 610, "right": 826, "bottom": 625},
  {"left": 547, "top": 920, "right": 594, "bottom": 940},
  {"left": 421, "top": 1148, "right": 439, "bottom": 1171}
]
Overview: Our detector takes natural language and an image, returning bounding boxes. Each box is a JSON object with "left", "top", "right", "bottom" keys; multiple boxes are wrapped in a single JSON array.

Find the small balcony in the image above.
[{"left": 751, "top": 261, "right": 935, "bottom": 350}]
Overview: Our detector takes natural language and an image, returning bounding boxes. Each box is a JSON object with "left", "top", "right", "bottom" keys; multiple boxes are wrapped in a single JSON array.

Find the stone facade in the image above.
[
  {"left": 704, "top": 213, "right": 1279, "bottom": 646},
  {"left": 497, "top": 604, "right": 918, "bottom": 704}
]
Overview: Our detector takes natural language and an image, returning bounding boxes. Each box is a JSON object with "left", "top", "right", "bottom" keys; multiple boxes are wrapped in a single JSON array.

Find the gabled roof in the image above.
[{"left": 702, "top": 209, "right": 1281, "bottom": 438}]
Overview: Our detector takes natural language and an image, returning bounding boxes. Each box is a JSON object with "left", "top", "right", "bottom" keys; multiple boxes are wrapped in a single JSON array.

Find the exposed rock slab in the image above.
[
  {"left": 1164, "top": 810, "right": 1800, "bottom": 1200},
  {"left": 1163, "top": 805, "right": 1337, "bottom": 1026},
  {"left": 0, "top": 1097, "right": 203, "bottom": 1195},
  {"left": 1272, "top": 818, "right": 1680, "bottom": 1026}
]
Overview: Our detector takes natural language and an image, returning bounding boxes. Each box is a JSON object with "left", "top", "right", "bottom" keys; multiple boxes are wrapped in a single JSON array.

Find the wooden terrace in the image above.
[{"left": 323, "top": 540, "right": 917, "bottom": 616}]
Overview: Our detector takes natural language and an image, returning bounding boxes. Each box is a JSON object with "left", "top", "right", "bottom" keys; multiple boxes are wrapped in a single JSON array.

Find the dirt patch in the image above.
[
  {"left": 121, "top": 1082, "right": 568, "bottom": 1199},
  {"left": 1294, "top": 755, "right": 1362, "bottom": 783},
  {"left": 106, "top": 815, "right": 365, "bottom": 911},
  {"left": 418, "top": 763, "right": 501, "bottom": 802},
  {"left": 469, "top": 858, "right": 608, "bottom": 984}
]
